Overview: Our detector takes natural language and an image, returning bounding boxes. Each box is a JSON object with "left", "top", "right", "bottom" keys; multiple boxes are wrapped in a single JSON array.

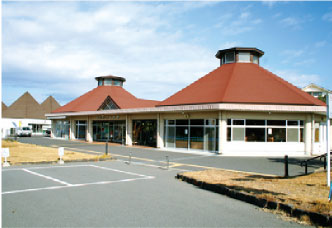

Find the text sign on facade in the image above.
[{"left": 2, "top": 148, "right": 10, "bottom": 158}]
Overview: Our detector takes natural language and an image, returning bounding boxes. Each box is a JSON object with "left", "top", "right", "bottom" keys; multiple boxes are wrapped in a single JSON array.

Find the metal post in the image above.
[
  {"left": 105, "top": 141, "right": 108, "bottom": 155},
  {"left": 305, "top": 163, "right": 308, "bottom": 175},
  {"left": 284, "top": 155, "right": 289, "bottom": 177}
]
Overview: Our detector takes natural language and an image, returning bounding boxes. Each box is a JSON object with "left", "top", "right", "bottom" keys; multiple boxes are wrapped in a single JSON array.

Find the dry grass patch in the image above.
[
  {"left": 1, "top": 139, "right": 111, "bottom": 165},
  {"left": 182, "top": 169, "right": 332, "bottom": 216}
]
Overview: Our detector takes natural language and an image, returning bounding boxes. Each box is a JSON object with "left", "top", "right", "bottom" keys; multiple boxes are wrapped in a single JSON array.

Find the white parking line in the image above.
[
  {"left": 2, "top": 164, "right": 155, "bottom": 195},
  {"left": 89, "top": 164, "right": 150, "bottom": 178},
  {"left": 22, "top": 168, "right": 72, "bottom": 186},
  {"left": 2, "top": 164, "right": 91, "bottom": 172},
  {"left": 2, "top": 176, "right": 154, "bottom": 195}
]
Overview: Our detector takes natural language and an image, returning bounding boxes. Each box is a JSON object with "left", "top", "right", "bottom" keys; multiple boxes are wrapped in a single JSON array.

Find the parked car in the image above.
[
  {"left": 44, "top": 129, "right": 51, "bottom": 137},
  {"left": 17, "top": 127, "right": 32, "bottom": 137}
]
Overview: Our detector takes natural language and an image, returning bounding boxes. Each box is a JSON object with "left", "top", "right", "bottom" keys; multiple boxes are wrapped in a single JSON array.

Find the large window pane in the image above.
[
  {"left": 190, "top": 127, "right": 203, "bottom": 150},
  {"left": 233, "top": 120, "right": 244, "bottom": 125},
  {"left": 269, "top": 128, "right": 286, "bottom": 142},
  {"left": 245, "top": 128, "right": 265, "bottom": 142},
  {"left": 246, "top": 120, "right": 265, "bottom": 126},
  {"left": 287, "top": 128, "right": 299, "bottom": 142},
  {"left": 176, "top": 126, "right": 188, "bottom": 148},
  {"left": 205, "top": 127, "right": 216, "bottom": 151},
  {"left": 227, "top": 127, "right": 231, "bottom": 141},
  {"left": 190, "top": 119, "right": 204, "bottom": 126},
  {"left": 166, "top": 126, "right": 175, "bottom": 148},
  {"left": 176, "top": 120, "right": 188, "bottom": 125},
  {"left": 287, "top": 120, "right": 298, "bottom": 126},
  {"left": 267, "top": 120, "right": 286, "bottom": 126},
  {"left": 233, "top": 128, "right": 244, "bottom": 141}
]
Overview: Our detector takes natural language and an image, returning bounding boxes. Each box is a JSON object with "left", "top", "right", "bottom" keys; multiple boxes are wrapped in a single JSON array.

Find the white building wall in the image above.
[{"left": 1, "top": 118, "right": 51, "bottom": 138}]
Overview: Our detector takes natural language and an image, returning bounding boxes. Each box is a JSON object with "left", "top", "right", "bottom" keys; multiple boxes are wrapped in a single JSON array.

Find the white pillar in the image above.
[
  {"left": 157, "top": 113, "right": 164, "bottom": 148},
  {"left": 86, "top": 117, "right": 93, "bottom": 142},
  {"left": 70, "top": 118, "right": 75, "bottom": 140},
  {"left": 51, "top": 121, "right": 55, "bottom": 138},
  {"left": 218, "top": 111, "right": 227, "bottom": 154},
  {"left": 304, "top": 114, "right": 312, "bottom": 155},
  {"left": 311, "top": 114, "right": 315, "bottom": 155},
  {"left": 126, "top": 115, "right": 133, "bottom": 146}
]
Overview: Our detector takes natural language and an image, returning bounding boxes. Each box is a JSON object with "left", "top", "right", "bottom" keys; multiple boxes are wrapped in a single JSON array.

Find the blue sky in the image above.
[{"left": 2, "top": 1, "right": 332, "bottom": 106}]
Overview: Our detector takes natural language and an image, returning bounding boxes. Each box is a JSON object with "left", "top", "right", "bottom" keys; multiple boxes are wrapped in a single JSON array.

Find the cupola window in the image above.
[
  {"left": 238, "top": 52, "right": 250, "bottom": 63},
  {"left": 225, "top": 52, "right": 235, "bottom": 63}
]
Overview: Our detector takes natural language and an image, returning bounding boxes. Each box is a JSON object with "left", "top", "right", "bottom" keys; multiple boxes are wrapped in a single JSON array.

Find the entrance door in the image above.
[
  {"left": 132, "top": 120, "right": 157, "bottom": 147},
  {"left": 204, "top": 127, "right": 216, "bottom": 151}
]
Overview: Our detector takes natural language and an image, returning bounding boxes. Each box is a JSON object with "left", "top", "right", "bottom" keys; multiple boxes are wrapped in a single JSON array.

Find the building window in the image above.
[
  {"left": 93, "top": 120, "right": 126, "bottom": 144},
  {"left": 164, "top": 119, "right": 219, "bottom": 152},
  {"left": 54, "top": 120, "right": 70, "bottom": 139},
  {"left": 253, "top": 55, "right": 259, "bottom": 64},
  {"left": 104, "top": 79, "right": 112, "bottom": 85},
  {"left": 75, "top": 120, "right": 87, "bottom": 140},
  {"left": 238, "top": 52, "right": 250, "bottom": 63},
  {"left": 225, "top": 52, "right": 235, "bottom": 63},
  {"left": 227, "top": 119, "right": 304, "bottom": 143}
]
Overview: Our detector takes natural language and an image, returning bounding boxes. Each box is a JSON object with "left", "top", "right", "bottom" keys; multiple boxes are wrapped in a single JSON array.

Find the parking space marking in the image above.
[
  {"left": 89, "top": 164, "right": 152, "bottom": 178},
  {"left": 2, "top": 164, "right": 155, "bottom": 195},
  {"left": 22, "top": 168, "right": 72, "bottom": 186}
]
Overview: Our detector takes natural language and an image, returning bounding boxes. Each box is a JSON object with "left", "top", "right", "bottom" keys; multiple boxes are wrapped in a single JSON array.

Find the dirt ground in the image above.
[
  {"left": 1, "top": 139, "right": 111, "bottom": 165},
  {"left": 182, "top": 169, "right": 332, "bottom": 216}
]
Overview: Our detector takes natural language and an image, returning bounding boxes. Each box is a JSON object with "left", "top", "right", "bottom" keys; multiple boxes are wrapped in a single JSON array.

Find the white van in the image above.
[{"left": 17, "top": 127, "right": 32, "bottom": 137}]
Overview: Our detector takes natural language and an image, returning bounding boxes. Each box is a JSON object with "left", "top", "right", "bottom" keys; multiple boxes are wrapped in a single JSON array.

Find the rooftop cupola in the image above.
[
  {"left": 95, "top": 75, "right": 126, "bottom": 87},
  {"left": 215, "top": 47, "right": 264, "bottom": 66}
]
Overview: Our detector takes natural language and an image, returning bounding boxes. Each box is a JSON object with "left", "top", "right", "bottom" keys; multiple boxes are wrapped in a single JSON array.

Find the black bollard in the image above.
[
  {"left": 105, "top": 141, "right": 108, "bottom": 155},
  {"left": 284, "top": 155, "right": 289, "bottom": 177}
]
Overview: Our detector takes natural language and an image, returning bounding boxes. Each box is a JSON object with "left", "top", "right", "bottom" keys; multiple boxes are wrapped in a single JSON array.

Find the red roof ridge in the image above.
[
  {"left": 219, "top": 63, "right": 236, "bottom": 101},
  {"left": 257, "top": 64, "right": 326, "bottom": 106}
]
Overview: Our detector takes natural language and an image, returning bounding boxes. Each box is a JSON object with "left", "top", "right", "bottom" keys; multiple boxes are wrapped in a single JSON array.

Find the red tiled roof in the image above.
[
  {"left": 52, "top": 86, "right": 159, "bottom": 113},
  {"left": 158, "top": 63, "right": 325, "bottom": 107}
]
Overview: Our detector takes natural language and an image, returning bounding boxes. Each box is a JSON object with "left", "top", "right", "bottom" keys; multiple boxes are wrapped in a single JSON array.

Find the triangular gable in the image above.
[
  {"left": 2, "top": 92, "right": 46, "bottom": 119},
  {"left": 302, "top": 83, "right": 330, "bottom": 93},
  {"left": 98, "top": 96, "right": 119, "bottom": 110},
  {"left": 41, "top": 96, "right": 61, "bottom": 113},
  {"left": 2, "top": 102, "right": 7, "bottom": 111}
]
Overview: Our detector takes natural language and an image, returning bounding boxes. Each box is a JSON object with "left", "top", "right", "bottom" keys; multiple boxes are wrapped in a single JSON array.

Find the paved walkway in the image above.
[{"left": 17, "top": 137, "right": 325, "bottom": 176}]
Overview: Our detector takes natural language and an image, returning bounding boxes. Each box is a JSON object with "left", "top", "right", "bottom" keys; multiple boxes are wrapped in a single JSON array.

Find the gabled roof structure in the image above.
[
  {"left": 3, "top": 92, "right": 47, "bottom": 119},
  {"left": 302, "top": 83, "right": 331, "bottom": 93},
  {"left": 52, "top": 86, "right": 159, "bottom": 113},
  {"left": 41, "top": 96, "right": 61, "bottom": 114},
  {"left": 158, "top": 63, "right": 325, "bottom": 107},
  {"left": 2, "top": 102, "right": 7, "bottom": 111}
]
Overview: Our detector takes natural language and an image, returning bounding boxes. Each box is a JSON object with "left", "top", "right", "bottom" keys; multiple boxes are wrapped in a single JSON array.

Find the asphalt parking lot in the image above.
[
  {"left": 2, "top": 161, "right": 304, "bottom": 227},
  {"left": 17, "top": 137, "right": 325, "bottom": 176}
]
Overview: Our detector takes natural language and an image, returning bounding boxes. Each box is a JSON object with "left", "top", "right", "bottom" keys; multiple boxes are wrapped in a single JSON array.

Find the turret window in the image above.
[
  {"left": 225, "top": 52, "right": 235, "bottom": 63},
  {"left": 238, "top": 52, "right": 250, "bottom": 63}
]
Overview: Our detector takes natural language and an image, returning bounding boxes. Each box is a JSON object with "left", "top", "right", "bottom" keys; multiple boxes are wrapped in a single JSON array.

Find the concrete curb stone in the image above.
[{"left": 176, "top": 173, "right": 332, "bottom": 227}]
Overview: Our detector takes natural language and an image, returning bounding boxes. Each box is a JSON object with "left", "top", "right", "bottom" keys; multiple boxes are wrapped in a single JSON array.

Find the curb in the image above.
[
  {"left": 4, "top": 158, "right": 115, "bottom": 166},
  {"left": 176, "top": 174, "right": 332, "bottom": 227}
]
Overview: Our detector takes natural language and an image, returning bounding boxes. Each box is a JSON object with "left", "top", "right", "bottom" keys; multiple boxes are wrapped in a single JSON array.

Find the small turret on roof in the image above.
[
  {"left": 216, "top": 47, "right": 264, "bottom": 66},
  {"left": 95, "top": 75, "right": 126, "bottom": 87}
]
